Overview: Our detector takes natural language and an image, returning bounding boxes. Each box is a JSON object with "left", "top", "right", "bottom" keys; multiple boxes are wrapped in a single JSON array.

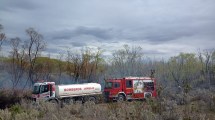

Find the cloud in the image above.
[
  {"left": 70, "top": 41, "right": 87, "bottom": 47},
  {"left": 46, "top": 48, "right": 60, "bottom": 54},
  {"left": 0, "top": 0, "right": 39, "bottom": 12},
  {"left": 0, "top": 0, "right": 215, "bottom": 59},
  {"left": 51, "top": 26, "right": 113, "bottom": 40}
]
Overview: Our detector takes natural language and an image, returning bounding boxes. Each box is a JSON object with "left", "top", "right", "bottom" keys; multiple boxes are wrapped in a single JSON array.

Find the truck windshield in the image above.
[
  {"left": 32, "top": 85, "right": 40, "bottom": 94},
  {"left": 105, "top": 82, "right": 113, "bottom": 89}
]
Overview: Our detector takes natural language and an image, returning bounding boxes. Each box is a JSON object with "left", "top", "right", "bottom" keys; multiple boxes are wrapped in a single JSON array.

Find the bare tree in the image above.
[
  {"left": 43, "top": 55, "right": 52, "bottom": 81},
  {"left": 212, "top": 51, "right": 215, "bottom": 84},
  {"left": 65, "top": 48, "right": 104, "bottom": 83},
  {"left": 168, "top": 53, "right": 201, "bottom": 93},
  {"left": 57, "top": 53, "right": 64, "bottom": 84},
  {"left": 0, "top": 24, "right": 6, "bottom": 51},
  {"left": 24, "top": 28, "right": 46, "bottom": 87},
  {"left": 8, "top": 37, "right": 27, "bottom": 90},
  {"left": 81, "top": 48, "right": 91, "bottom": 80},
  {"left": 111, "top": 44, "right": 144, "bottom": 77},
  {"left": 33, "top": 55, "right": 53, "bottom": 82},
  {"left": 66, "top": 50, "right": 82, "bottom": 83},
  {"left": 88, "top": 47, "right": 104, "bottom": 82},
  {"left": 198, "top": 49, "right": 215, "bottom": 88}
]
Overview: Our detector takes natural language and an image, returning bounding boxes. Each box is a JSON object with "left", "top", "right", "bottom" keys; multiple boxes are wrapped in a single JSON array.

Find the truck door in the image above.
[
  {"left": 112, "top": 82, "right": 121, "bottom": 96},
  {"left": 125, "top": 80, "right": 133, "bottom": 99},
  {"left": 39, "top": 85, "right": 50, "bottom": 99}
]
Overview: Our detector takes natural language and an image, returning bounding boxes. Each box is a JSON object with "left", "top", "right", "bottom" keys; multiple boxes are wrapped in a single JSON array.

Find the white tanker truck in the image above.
[{"left": 32, "top": 81, "right": 102, "bottom": 104}]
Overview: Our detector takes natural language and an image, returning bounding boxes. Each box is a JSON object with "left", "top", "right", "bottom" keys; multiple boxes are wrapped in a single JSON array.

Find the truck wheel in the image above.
[
  {"left": 69, "top": 99, "right": 74, "bottom": 104},
  {"left": 117, "top": 94, "right": 125, "bottom": 102},
  {"left": 88, "top": 96, "right": 96, "bottom": 103},
  {"left": 65, "top": 98, "right": 74, "bottom": 105},
  {"left": 49, "top": 99, "right": 58, "bottom": 104},
  {"left": 145, "top": 93, "right": 152, "bottom": 99}
]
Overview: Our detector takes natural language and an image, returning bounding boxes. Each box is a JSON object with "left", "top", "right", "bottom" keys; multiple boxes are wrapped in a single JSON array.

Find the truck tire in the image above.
[
  {"left": 49, "top": 99, "right": 58, "bottom": 104},
  {"left": 65, "top": 98, "right": 74, "bottom": 105},
  {"left": 88, "top": 96, "right": 96, "bottom": 103},
  {"left": 145, "top": 93, "right": 152, "bottom": 99},
  {"left": 117, "top": 94, "right": 125, "bottom": 102}
]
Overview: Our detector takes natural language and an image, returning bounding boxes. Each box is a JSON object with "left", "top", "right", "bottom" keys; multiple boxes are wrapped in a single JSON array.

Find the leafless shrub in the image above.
[
  {"left": 14, "top": 112, "right": 39, "bottom": 120},
  {"left": 80, "top": 102, "right": 107, "bottom": 120},
  {"left": 1, "top": 94, "right": 215, "bottom": 120},
  {"left": 159, "top": 99, "right": 179, "bottom": 120},
  {"left": 189, "top": 88, "right": 215, "bottom": 113},
  {"left": 0, "top": 109, "right": 11, "bottom": 120}
]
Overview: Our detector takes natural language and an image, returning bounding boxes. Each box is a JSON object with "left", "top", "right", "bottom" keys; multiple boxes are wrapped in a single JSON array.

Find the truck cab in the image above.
[
  {"left": 104, "top": 79, "right": 124, "bottom": 101},
  {"left": 32, "top": 82, "right": 55, "bottom": 102}
]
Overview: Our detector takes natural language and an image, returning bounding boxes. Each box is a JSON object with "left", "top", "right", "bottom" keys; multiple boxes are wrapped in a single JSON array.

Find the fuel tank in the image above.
[{"left": 55, "top": 83, "right": 101, "bottom": 98}]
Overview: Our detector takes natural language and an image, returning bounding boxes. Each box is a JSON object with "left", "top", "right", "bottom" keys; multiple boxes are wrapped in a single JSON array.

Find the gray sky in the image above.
[{"left": 0, "top": 0, "right": 215, "bottom": 59}]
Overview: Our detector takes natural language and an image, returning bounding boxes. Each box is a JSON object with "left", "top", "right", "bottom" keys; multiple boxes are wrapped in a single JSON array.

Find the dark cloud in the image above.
[
  {"left": 51, "top": 26, "right": 113, "bottom": 40},
  {"left": 1, "top": 0, "right": 215, "bottom": 58},
  {"left": 144, "top": 30, "right": 193, "bottom": 43},
  {"left": 46, "top": 48, "right": 60, "bottom": 53},
  {"left": 70, "top": 41, "right": 87, "bottom": 47},
  {"left": 51, "top": 29, "right": 74, "bottom": 40},
  {"left": 74, "top": 26, "right": 113, "bottom": 40},
  {"left": 0, "top": 0, "right": 39, "bottom": 12},
  {"left": 143, "top": 49, "right": 165, "bottom": 55}
]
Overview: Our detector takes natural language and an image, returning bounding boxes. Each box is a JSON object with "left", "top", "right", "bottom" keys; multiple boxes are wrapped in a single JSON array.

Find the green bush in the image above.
[{"left": 9, "top": 104, "right": 24, "bottom": 118}]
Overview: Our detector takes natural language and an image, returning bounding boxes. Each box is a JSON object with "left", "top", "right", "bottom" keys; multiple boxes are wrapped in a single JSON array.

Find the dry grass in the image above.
[
  {"left": 0, "top": 99, "right": 215, "bottom": 120},
  {"left": 1, "top": 89, "right": 215, "bottom": 120}
]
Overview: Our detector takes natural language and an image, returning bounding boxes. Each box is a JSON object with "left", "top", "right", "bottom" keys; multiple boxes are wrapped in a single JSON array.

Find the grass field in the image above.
[{"left": 0, "top": 89, "right": 215, "bottom": 120}]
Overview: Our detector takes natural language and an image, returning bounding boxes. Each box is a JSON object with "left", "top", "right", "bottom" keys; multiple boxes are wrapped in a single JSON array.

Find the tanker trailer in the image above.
[{"left": 32, "top": 81, "right": 102, "bottom": 104}]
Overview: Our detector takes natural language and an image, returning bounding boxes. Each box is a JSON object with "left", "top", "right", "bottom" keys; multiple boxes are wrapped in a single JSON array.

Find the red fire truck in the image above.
[{"left": 104, "top": 77, "right": 156, "bottom": 102}]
